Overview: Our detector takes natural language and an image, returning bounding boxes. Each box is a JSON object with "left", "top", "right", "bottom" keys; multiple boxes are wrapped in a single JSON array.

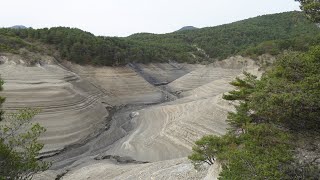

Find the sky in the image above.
[{"left": 1, "top": 0, "right": 300, "bottom": 37}]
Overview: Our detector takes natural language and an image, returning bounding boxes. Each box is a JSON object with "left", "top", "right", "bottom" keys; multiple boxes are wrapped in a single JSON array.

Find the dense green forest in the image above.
[
  {"left": 129, "top": 11, "right": 320, "bottom": 58},
  {"left": 0, "top": 11, "right": 319, "bottom": 66}
]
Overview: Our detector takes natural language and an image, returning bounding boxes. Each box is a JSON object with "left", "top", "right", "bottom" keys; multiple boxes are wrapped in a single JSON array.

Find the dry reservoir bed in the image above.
[{"left": 0, "top": 55, "right": 261, "bottom": 179}]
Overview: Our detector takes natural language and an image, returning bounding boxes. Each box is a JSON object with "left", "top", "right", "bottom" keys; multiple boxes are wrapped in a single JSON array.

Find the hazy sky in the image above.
[{"left": 1, "top": 0, "right": 300, "bottom": 37}]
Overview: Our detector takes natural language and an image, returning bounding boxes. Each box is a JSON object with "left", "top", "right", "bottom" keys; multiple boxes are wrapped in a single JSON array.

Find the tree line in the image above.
[{"left": 0, "top": 11, "right": 319, "bottom": 66}]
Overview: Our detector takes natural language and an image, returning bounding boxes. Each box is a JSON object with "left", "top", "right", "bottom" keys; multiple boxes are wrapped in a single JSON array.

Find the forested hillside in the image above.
[
  {"left": 129, "top": 11, "right": 320, "bottom": 59},
  {"left": 0, "top": 11, "right": 319, "bottom": 66}
]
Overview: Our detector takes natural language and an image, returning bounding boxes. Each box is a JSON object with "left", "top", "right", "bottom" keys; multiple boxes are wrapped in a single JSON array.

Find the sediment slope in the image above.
[
  {"left": 0, "top": 55, "right": 109, "bottom": 155},
  {"left": 63, "top": 63, "right": 165, "bottom": 106},
  {"left": 0, "top": 54, "right": 262, "bottom": 179}
]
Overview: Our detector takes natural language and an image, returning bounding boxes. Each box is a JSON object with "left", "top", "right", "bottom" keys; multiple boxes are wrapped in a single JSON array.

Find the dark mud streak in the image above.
[
  {"left": 55, "top": 170, "right": 69, "bottom": 180},
  {"left": 94, "top": 155, "right": 149, "bottom": 164}
]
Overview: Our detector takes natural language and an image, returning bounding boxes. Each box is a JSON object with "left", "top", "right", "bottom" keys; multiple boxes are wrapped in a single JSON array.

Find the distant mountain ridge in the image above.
[
  {"left": 10, "top": 25, "right": 27, "bottom": 29},
  {"left": 176, "top": 26, "right": 198, "bottom": 32}
]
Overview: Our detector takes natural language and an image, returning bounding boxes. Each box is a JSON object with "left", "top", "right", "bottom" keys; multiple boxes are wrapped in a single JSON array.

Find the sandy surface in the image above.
[{"left": 0, "top": 54, "right": 262, "bottom": 179}]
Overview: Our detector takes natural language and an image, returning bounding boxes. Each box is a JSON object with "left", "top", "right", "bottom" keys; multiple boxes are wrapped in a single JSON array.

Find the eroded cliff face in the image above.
[{"left": 0, "top": 54, "right": 263, "bottom": 179}]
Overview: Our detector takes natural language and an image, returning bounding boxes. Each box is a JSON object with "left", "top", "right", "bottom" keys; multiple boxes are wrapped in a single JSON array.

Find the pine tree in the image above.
[{"left": 296, "top": 0, "right": 320, "bottom": 23}]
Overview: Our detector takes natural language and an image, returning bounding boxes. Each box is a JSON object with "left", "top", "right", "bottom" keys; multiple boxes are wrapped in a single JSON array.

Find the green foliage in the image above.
[
  {"left": 225, "top": 46, "right": 320, "bottom": 131},
  {"left": 226, "top": 102, "right": 252, "bottom": 132},
  {"left": 130, "top": 11, "right": 319, "bottom": 60},
  {"left": 0, "top": 12, "right": 318, "bottom": 66},
  {"left": 189, "top": 125, "right": 292, "bottom": 179},
  {"left": 0, "top": 29, "right": 39, "bottom": 54},
  {"left": 251, "top": 47, "right": 320, "bottom": 130},
  {"left": 0, "top": 109, "right": 50, "bottom": 179},
  {"left": 241, "top": 34, "right": 320, "bottom": 58},
  {"left": 223, "top": 72, "right": 257, "bottom": 101},
  {"left": 218, "top": 124, "right": 292, "bottom": 180},
  {"left": 222, "top": 72, "right": 258, "bottom": 132},
  {"left": 188, "top": 135, "right": 227, "bottom": 169},
  {"left": 296, "top": 0, "right": 320, "bottom": 23}
]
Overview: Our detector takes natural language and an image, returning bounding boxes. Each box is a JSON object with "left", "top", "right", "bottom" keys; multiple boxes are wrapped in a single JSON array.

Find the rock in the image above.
[{"left": 129, "top": 111, "right": 139, "bottom": 118}]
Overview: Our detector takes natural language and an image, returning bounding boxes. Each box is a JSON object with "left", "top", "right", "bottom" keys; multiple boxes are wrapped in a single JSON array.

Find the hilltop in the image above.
[
  {"left": 176, "top": 26, "right": 198, "bottom": 32},
  {"left": 10, "top": 25, "right": 27, "bottom": 29}
]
